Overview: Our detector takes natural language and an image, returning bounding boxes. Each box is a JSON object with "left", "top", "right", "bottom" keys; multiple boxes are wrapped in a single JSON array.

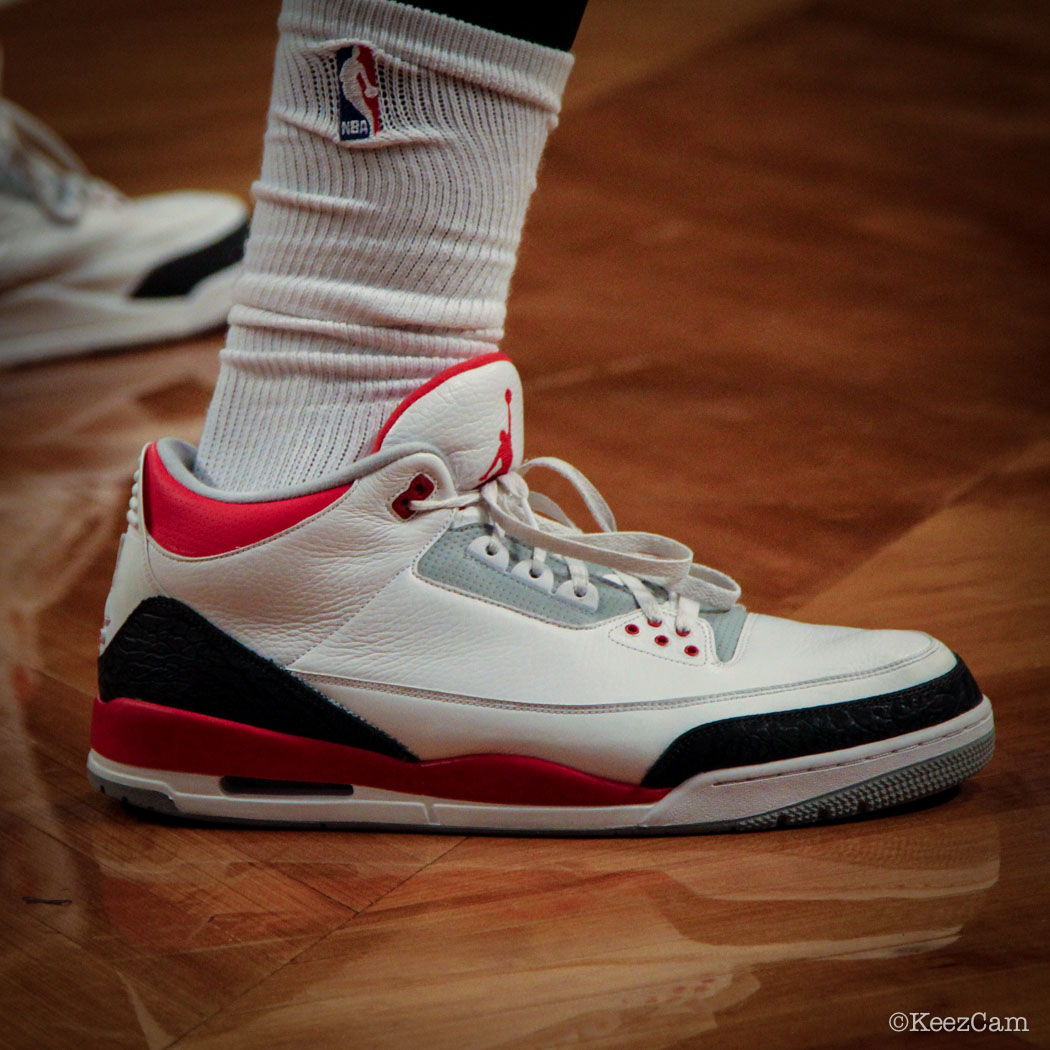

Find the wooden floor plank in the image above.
[{"left": 161, "top": 810, "right": 1006, "bottom": 1050}]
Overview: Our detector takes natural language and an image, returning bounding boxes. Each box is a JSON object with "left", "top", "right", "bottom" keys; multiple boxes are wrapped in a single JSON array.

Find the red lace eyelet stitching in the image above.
[
  {"left": 647, "top": 618, "right": 663, "bottom": 628},
  {"left": 392, "top": 474, "right": 435, "bottom": 520},
  {"left": 684, "top": 645, "right": 699, "bottom": 657},
  {"left": 676, "top": 627, "right": 691, "bottom": 637},
  {"left": 655, "top": 635, "right": 669, "bottom": 646},
  {"left": 625, "top": 624, "right": 640, "bottom": 636}
]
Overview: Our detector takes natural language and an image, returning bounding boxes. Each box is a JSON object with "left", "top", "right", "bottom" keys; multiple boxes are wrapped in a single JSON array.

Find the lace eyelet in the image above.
[
  {"left": 676, "top": 627, "right": 691, "bottom": 638},
  {"left": 391, "top": 474, "right": 435, "bottom": 520},
  {"left": 684, "top": 644, "right": 699, "bottom": 657},
  {"left": 573, "top": 587, "right": 587, "bottom": 599},
  {"left": 647, "top": 618, "right": 663, "bottom": 629},
  {"left": 485, "top": 543, "right": 499, "bottom": 557},
  {"left": 625, "top": 624, "right": 640, "bottom": 636},
  {"left": 655, "top": 635, "right": 669, "bottom": 647},
  {"left": 528, "top": 566, "right": 543, "bottom": 579}
]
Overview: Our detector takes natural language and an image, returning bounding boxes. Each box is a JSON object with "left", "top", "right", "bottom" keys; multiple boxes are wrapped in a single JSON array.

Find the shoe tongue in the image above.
[{"left": 373, "top": 353, "right": 524, "bottom": 490}]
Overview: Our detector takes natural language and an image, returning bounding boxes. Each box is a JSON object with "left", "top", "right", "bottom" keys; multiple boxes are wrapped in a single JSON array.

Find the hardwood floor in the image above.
[{"left": 2, "top": 1, "right": 1048, "bottom": 1047}]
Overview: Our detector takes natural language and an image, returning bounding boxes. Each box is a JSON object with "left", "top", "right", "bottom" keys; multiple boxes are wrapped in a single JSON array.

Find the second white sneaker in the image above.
[{"left": 0, "top": 94, "right": 247, "bottom": 366}]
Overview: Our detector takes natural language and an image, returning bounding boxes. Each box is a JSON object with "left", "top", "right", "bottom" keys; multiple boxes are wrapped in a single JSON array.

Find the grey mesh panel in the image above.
[
  {"left": 419, "top": 524, "right": 749, "bottom": 659},
  {"left": 418, "top": 524, "right": 636, "bottom": 626},
  {"left": 702, "top": 604, "right": 747, "bottom": 661}
]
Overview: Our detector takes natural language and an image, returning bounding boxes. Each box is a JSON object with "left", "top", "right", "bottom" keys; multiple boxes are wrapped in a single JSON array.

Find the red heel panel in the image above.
[{"left": 142, "top": 444, "right": 350, "bottom": 557}]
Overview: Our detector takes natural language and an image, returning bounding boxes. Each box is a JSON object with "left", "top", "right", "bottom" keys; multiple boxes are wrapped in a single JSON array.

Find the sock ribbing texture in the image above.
[{"left": 194, "top": 0, "right": 573, "bottom": 490}]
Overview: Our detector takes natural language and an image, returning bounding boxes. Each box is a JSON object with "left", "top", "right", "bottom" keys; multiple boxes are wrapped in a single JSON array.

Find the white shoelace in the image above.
[
  {"left": 0, "top": 95, "right": 119, "bottom": 222},
  {"left": 411, "top": 456, "right": 740, "bottom": 634}
]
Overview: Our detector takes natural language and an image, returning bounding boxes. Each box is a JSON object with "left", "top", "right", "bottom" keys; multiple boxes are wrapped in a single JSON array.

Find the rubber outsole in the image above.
[
  {"left": 87, "top": 727, "right": 994, "bottom": 837},
  {"left": 733, "top": 730, "right": 994, "bottom": 830}
]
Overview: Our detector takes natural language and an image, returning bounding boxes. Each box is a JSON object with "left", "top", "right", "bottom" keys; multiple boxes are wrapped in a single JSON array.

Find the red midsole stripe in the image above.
[{"left": 90, "top": 697, "right": 668, "bottom": 807}]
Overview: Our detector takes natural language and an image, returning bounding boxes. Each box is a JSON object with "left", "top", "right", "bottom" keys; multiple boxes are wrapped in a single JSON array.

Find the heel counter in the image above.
[{"left": 100, "top": 445, "right": 161, "bottom": 654}]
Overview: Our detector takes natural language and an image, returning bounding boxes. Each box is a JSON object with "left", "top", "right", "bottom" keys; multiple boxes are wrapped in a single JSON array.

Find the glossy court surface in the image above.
[{"left": 1, "top": 0, "right": 1048, "bottom": 1047}]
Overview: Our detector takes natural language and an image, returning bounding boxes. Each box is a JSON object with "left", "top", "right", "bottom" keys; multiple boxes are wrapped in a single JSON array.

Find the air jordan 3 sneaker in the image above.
[
  {"left": 0, "top": 92, "right": 247, "bottom": 366},
  {"left": 88, "top": 354, "right": 994, "bottom": 833}
]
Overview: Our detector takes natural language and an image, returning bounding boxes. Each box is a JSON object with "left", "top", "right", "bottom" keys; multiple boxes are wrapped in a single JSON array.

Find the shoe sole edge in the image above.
[{"left": 86, "top": 699, "right": 993, "bottom": 835}]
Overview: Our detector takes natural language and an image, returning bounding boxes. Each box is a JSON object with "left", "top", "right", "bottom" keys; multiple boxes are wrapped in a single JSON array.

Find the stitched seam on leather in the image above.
[
  {"left": 147, "top": 453, "right": 444, "bottom": 565},
  {"left": 150, "top": 487, "right": 453, "bottom": 665},
  {"left": 706, "top": 704, "right": 992, "bottom": 786},
  {"left": 146, "top": 486, "right": 357, "bottom": 565},
  {"left": 298, "top": 646, "right": 948, "bottom": 715},
  {"left": 321, "top": 562, "right": 420, "bottom": 638},
  {"left": 147, "top": 453, "right": 443, "bottom": 567},
  {"left": 642, "top": 658, "right": 980, "bottom": 788},
  {"left": 290, "top": 545, "right": 446, "bottom": 669},
  {"left": 721, "top": 609, "right": 757, "bottom": 668},
  {"left": 139, "top": 527, "right": 170, "bottom": 601},
  {"left": 98, "top": 597, "right": 415, "bottom": 759},
  {"left": 146, "top": 530, "right": 347, "bottom": 666},
  {"left": 310, "top": 502, "right": 459, "bottom": 651},
  {"left": 139, "top": 536, "right": 163, "bottom": 597},
  {"left": 145, "top": 448, "right": 449, "bottom": 558},
  {"left": 283, "top": 668, "right": 415, "bottom": 756}
]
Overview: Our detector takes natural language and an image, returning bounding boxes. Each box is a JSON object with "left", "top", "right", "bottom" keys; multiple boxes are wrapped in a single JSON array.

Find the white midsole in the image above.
[
  {"left": 0, "top": 264, "right": 238, "bottom": 364},
  {"left": 86, "top": 698, "right": 993, "bottom": 831}
]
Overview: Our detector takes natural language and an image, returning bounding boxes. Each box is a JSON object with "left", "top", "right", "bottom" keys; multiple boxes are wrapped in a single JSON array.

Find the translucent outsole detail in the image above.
[{"left": 732, "top": 730, "right": 995, "bottom": 831}]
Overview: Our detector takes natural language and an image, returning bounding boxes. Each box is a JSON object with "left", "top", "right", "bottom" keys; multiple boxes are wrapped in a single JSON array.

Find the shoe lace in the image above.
[
  {"left": 0, "top": 93, "right": 119, "bottom": 222},
  {"left": 411, "top": 457, "right": 740, "bottom": 633}
]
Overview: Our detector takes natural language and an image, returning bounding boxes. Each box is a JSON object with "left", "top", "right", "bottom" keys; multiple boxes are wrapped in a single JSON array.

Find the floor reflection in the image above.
[{"left": 161, "top": 810, "right": 1001, "bottom": 1050}]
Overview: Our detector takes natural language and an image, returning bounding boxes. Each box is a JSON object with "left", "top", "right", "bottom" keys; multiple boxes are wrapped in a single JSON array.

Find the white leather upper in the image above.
[
  {"left": 288, "top": 561, "right": 949, "bottom": 778},
  {"left": 102, "top": 443, "right": 953, "bottom": 780},
  {"left": 144, "top": 452, "right": 458, "bottom": 666}
]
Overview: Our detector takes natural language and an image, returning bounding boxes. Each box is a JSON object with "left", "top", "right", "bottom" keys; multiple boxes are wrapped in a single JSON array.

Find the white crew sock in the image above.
[{"left": 194, "top": 0, "right": 573, "bottom": 491}]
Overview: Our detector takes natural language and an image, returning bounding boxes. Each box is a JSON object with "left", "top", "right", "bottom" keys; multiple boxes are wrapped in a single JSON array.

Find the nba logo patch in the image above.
[{"left": 337, "top": 44, "right": 382, "bottom": 141}]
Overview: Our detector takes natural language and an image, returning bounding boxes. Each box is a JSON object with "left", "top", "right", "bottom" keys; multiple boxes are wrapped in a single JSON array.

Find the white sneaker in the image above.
[
  {"left": 0, "top": 95, "right": 247, "bottom": 366},
  {"left": 88, "top": 354, "right": 994, "bottom": 833}
]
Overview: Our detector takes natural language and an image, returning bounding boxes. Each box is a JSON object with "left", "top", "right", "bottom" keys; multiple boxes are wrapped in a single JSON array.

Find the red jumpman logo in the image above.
[{"left": 478, "top": 389, "right": 514, "bottom": 484}]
